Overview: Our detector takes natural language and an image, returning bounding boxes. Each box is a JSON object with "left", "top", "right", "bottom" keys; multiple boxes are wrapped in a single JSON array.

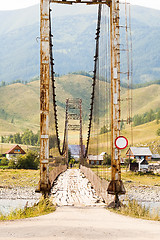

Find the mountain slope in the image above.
[
  {"left": 0, "top": 75, "right": 160, "bottom": 136},
  {"left": 0, "top": 4, "right": 160, "bottom": 83}
]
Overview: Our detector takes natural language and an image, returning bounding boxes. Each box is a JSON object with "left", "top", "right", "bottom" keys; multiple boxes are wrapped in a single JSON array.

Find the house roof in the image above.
[
  {"left": 129, "top": 147, "right": 152, "bottom": 156},
  {"left": 152, "top": 154, "right": 160, "bottom": 159},
  {"left": 68, "top": 145, "right": 85, "bottom": 155},
  {"left": 88, "top": 155, "right": 103, "bottom": 161},
  {"left": 5, "top": 145, "right": 26, "bottom": 154},
  {"left": 100, "top": 152, "right": 106, "bottom": 156}
]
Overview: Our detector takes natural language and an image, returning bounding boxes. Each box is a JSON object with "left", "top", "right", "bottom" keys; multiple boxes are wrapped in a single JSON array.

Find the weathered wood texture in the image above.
[
  {"left": 49, "top": 165, "right": 67, "bottom": 186},
  {"left": 80, "top": 166, "right": 114, "bottom": 204}
]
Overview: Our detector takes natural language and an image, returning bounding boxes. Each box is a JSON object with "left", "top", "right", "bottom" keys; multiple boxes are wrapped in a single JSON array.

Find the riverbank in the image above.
[
  {"left": 0, "top": 169, "right": 40, "bottom": 214},
  {"left": 0, "top": 186, "right": 41, "bottom": 214},
  {"left": 119, "top": 182, "right": 160, "bottom": 217},
  {"left": 0, "top": 169, "right": 159, "bottom": 217},
  {"left": 124, "top": 184, "right": 160, "bottom": 202}
]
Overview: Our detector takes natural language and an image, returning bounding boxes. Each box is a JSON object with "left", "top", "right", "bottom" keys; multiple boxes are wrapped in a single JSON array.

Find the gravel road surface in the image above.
[{"left": 0, "top": 206, "right": 160, "bottom": 240}]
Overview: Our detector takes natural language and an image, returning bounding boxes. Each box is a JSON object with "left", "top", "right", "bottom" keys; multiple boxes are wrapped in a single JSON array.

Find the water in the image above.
[
  {"left": 141, "top": 201, "right": 160, "bottom": 214},
  {"left": 0, "top": 199, "right": 39, "bottom": 215}
]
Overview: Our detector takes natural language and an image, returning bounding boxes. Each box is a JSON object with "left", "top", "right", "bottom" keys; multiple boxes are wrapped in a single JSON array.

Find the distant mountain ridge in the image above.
[{"left": 0, "top": 4, "right": 160, "bottom": 83}]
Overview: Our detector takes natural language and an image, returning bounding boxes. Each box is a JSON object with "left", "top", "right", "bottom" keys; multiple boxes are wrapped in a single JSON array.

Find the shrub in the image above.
[
  {"left": 0, "top": 157, "right": 9, "bottom": 166},
  {"left": 8, "top": 159, "right": 17, "bottom": 169},
  {"left": 100, "top": 125, "right": 108, "bottom": 134},
  {"left": 16, "top": 151, "right": 39, "bottom": 170},
  {"left": 103, "top": 154, "right": 111, "bottom": 165},
  {"left": 157, "top": 128, "right": 160, "bottom": 136}
]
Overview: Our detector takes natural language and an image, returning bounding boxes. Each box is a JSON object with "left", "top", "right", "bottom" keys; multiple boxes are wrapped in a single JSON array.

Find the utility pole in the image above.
[
  {"left": 107, "top": 0, "right": 126, "bottom": 207},
  {"left": 79, "top": 99, "right": 84, "bottom": 166},
  {"left": 39, "top": 0, "right": 51, "bottom": 195},
  {"left": 66, "top": 99, "right": 69, "bottom": 167}
]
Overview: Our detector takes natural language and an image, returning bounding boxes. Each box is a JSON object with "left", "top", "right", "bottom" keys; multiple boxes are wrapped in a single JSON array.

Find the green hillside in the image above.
[
  {"left": 0, "top": 4, "right": 160, "bottom": 83},
  {"left": 0, "top": 74, "right": 160, "bottom": 140}
]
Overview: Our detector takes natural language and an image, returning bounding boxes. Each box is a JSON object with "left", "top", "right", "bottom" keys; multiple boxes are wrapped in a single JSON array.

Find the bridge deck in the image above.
[{"left": 51, "top": 169, "right": 105, "bottom": 207}]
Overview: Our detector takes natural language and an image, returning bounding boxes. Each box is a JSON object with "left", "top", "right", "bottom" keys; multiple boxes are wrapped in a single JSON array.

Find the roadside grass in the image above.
[
  {"left": 0, "top": 169, "right": 39, "bottom": 188},
  {"left": 110, "top": 199, "right": 160, "bottom": 221},
  {"left": 0, "top": 197, "right": 56, "bottom": 221},
  {"left": 121, "top": 171, "right": 160, "bottom": 186}
]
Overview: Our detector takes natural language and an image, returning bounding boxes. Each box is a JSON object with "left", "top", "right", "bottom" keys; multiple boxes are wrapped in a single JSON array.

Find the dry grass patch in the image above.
[
  {"left": 0, "top": 169, "right": 39, "bottom": 188},
  {"left": 91, "top": 167, "right": 160, "bottom": 186},
  {"left": 110, "top": 199, "right": 160, "bottom": 221}
]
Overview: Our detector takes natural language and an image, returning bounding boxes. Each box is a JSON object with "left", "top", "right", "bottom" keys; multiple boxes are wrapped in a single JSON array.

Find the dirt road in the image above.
[
  {"left": 0, "top": 169, "right": 159, "bottom": 239},
  {"left": 0, "top": 206, "right": 160, "bottom": 240}
]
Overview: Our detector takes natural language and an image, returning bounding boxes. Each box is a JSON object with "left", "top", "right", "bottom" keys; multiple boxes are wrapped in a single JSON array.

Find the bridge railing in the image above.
[
  {"left": 49, "top": 164, "right": 67, "bottom": 187},
  {"left": 80, "top": 165, "right": 114, "bottom": 204}
]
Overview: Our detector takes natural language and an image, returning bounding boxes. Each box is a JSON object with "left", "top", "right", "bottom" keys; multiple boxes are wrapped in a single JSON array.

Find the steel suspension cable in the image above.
[
  {"left": 83, "top": 4, "right": 102, "bottom": 158},
  {"left": 129, "top": 3, "right": 134, "bottom": 145},
  {"left": 49, "top": 5, "right": 102, "bottom": 159},
  {"left": 49, "top": 9, "right": 67, "bottom": 156}
]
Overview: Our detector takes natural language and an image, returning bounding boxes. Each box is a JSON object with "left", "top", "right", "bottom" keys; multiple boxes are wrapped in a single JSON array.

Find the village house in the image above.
[
  {"left": 5, "top": 145, "right": 26, "bottom": 160},
  {"left": 126, "top": 147, "right": 152, "bottom": 161},
  {"left": 126, "top": 147, "right": 152, "bottom": 172},
  {"left": 87, "top": 152, "right": 106, "bottom": 165}
]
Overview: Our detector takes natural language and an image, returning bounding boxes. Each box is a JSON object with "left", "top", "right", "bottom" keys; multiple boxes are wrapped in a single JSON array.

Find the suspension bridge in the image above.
[{"left": 37, "top": 0, "right": 133, "bottom": 208}]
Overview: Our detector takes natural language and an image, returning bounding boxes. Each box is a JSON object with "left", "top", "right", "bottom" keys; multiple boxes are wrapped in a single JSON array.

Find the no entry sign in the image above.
[{"left": 115, "top": 136, "right": 128, "bottom": 150}]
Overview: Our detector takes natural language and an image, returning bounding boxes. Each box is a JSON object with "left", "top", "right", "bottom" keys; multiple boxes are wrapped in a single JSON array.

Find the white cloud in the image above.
[
  {"left": 0, "top": 0, "right": 39, "bottom": 10},
  {"left": 129, "top": 0, "right": 160, "bottom": 10}
]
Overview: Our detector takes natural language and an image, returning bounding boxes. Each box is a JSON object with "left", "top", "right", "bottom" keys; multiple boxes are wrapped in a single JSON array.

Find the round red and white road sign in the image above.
[{"left": 115, "top": 136, "right": 128, "bottom": 150}]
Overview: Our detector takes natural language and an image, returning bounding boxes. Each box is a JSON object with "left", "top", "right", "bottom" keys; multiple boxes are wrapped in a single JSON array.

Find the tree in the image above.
[
  {"left": 13, "top": 133, "right": 21, "bottom": 144},
  {"left": 133, "top": 114, "right": 143, "bottom": 126},
  {"left": 157, "top": 110, "right": 160, "bottom": 120},
  {"left": 8, "top": 134, "right": 13, "bottom": 143},
  {"left": 8, "top": 159, "right": 16, "bottom": 169},
  {"left": 0, "top": 158, "right": 9, "bottom": 166},
  {"left": 1, "top": 136, "right": 4, "bottom": 143},
  {"left": 16, "top": 150, "right": 39, "bottom": 170},
  {"left": 103, "top": 154, "right": 111, "bottom": 166},
  {"left": 100, "top": 125, "right": 108, "bottom": 134},
  {"left": 157, "top": 128, "right": 160, "bottom": 136},
  {"left": 11, "top": 118, "right": 14, "bottom": 124},
  {"left": 120, "top": 119, "right": 125, "bottom": 130},
  {"left": 21, "top": 129, "right": 33, "bottom": 145},
  {"left": 68, "top": 149, "right": 72, "bottom": 163}
]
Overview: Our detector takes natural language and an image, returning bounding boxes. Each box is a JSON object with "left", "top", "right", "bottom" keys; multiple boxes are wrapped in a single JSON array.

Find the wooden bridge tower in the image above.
[{"left": 39, "top": 0, "right": 125, "bottom": 205}]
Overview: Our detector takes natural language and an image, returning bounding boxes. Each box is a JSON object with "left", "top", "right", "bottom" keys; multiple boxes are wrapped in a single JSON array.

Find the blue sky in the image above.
[{"left": 0, "top": 0, "right": 160, "bottom": 10}]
